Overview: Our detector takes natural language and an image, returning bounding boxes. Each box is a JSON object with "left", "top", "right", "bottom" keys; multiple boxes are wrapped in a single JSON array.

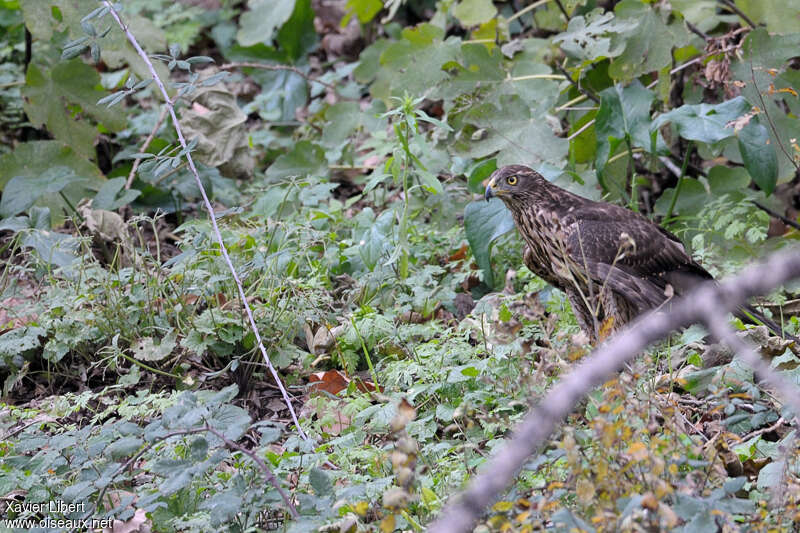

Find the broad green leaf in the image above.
[
  {"left": 92, "top": 177, "right": 141, "bottom": 210},
  {"left": 732, "top": 29, "right": 800, "bottom": 183},
  {"left": 595, "top": 81, "right": 658, "bottom": 176},
  {"left": 608, "top": 1, "right": 689, "bottom": 81},
  {"left": 453, "top": 0, "right": 497, "bottom": 27},
  {"left": 464, "top": 198, "right": 515, "bottom": 287},
  {"left": 371, "top": 24, "right": 460, "bottom": 101},
  {"left": 130, "top": 330, "right": 178, "bottom": 362},
  {"left": 0, "top": 166, "right": 84, "bottom": 218},
  {"left": 266, "top": 141, "right": 327, "bottom": 181},
  {"left": 23, "top": 61, "right": 126, "bottom": 158},
  {"left": 106, "top": 437, "right": 144, "bottom": 460},
  {"left": 553, "top": 9, "right": 635, "bottom": 61},
  {"left": 0, "top": 327, "right": 45, "bottom": 359},
  {"left": 277, "top": 0, "right": 317, "bottom": 61},
  {"left": 650, "top": 97, "right": 750, "bottom": 145},
  {"left": 738, "top": 119, "right": 778, "bottom": 195},
  {"left": 757, "top": 460, "right": 786, "bottom": 491},
  {"left": 246, "top": 67, "right": 308, "bottom": 122},
  {"left": 734, "top": 0, "right": 800, "bottom": 34},
  {"left": 201, "top": 490, "right": 243, "bottom": 527},
  {"left": 671, "top": 0, "right": 724, "bottom": 34},
  {"left": 309, "top": 467, "right": 333, "bottom": 497},
  {"left": 359, "top": 209, "right": 394, "bottom": 270},
  {"left": 653, "top": 177, "right": 707, "bottom": 217},
  {"left": 467, "top": 159, "right": 497, "bottom": 193},
  {"left": 456, "top": 94, "right": 568, "bottom": 167},
  {"left": 21, "top": 228, "right": 80, "bottom": 269},
  {"left": 236, "top": 0, "right": 295, "bottom": 47}
]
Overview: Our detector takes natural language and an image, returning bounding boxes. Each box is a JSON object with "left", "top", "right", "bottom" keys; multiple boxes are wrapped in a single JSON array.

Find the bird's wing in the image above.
[
  {"left": 562, "top": 204, "right": 710, "bottom": 282},
  {"left": 561, "top": 205, "right": 711, "bottom": 309}
]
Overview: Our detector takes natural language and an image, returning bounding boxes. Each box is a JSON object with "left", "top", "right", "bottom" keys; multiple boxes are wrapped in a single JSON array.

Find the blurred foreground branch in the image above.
[{"left": 430, "top": 248, "right": 800, "bottom": 533}]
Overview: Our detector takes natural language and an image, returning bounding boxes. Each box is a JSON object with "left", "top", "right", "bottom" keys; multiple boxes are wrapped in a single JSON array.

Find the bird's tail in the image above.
[{"left": 734, "top": 304, "right": 799, "bottom": 344}]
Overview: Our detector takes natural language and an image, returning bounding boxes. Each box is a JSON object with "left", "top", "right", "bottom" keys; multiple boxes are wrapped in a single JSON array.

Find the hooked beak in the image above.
[{"left": 484, "top": 176, "right": 497, "bottom": 201}]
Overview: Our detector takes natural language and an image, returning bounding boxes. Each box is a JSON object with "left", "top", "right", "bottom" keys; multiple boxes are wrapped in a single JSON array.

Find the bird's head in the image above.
[{"left": 484, "top": 165, "right": 543, "bottom": 206}]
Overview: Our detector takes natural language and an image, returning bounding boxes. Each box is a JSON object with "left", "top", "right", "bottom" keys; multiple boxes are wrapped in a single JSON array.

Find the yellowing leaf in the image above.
[{"left": 627, "top": 441, "right": 648, "bottom": 461}]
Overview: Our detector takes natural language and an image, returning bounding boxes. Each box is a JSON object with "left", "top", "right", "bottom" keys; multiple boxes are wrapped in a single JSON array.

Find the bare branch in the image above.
[
  {"left": 102, "top": 2, "right": 309, "bottom": 441},
  {"left": 429, "top": 248, "right": 800, "bottom": 533}
]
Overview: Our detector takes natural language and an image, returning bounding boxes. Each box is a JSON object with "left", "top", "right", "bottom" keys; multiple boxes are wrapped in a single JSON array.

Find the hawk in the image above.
[{"left": 484, "top": 164, "right": 794, "bottom": 343}]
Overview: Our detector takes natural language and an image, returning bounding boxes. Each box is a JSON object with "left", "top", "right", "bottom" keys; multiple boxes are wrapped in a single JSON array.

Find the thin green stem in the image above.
[
  {"left": 625, "top": 136, "right": 638, "bottom": 212},
  {"left": 507, "top": 0, "right": 552, "bottom": 23},
  {"left": 665, "top": 141, "right": 693, "bottom": 221},
  {"left": 350, "top": 317, "right": 380, "bottom": 389},
  {"left": 119, "top": 351, "right": 183, "bottom": 379}
]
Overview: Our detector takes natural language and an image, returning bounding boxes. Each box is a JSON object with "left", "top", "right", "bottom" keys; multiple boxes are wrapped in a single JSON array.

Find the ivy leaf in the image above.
[
  {"left": 464, "top": 198, "right": 515, "bottom": 288},
  {"left": 738, "top": 119, "right": 778, "bottom": 196},
  {"left": 650, "top": 97, "right": 751, "bottom": 145}
]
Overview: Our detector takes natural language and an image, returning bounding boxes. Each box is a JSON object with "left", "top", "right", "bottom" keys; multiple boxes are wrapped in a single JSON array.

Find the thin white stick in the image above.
[{"left": 103, "top": 2, "right": 308, "bottom": 441}]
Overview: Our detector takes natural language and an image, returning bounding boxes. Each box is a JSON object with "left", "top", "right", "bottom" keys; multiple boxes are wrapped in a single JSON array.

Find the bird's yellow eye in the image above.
[{"left": 507, "top": 175, "right": 517, "bottom": 186}]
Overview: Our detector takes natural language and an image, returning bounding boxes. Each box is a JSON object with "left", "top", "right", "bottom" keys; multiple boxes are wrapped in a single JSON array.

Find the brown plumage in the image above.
[{"left": 485, "top": 164, "right": 793, "bottom": 342}]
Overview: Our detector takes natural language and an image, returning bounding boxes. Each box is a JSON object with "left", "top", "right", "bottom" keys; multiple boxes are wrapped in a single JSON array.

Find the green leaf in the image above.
[
  {"left": 0, "top": 327, "right": 45, "bottom": 359},
  {"left": 734, "top": 0, "right": 800, "bottom": 34},
  {"left": 608, "top": 1, "right": 689, "bottom": 81},
  {"left": 201, "top": 490, "right": 243, "bottom": 527},
  {"left": 456, "top": 95, "right": 568, "bottom": 167},
  {"left": 266, "top": 141, "right": 327, "bottom": 181},
  {"left": 464, "top": 198, "right": 515, "bottom": 287},
  {"left": 309, "top": 467, "right": 333, "bottom": 497},
  {"left": 345, "top": 0, "right": 383, "bottom": 24},
  {"left": 106, "top": 437, "right": 144, "bottom": 460},
  {"left": 467, "top": 159, "right": 497, "bottom": 194},
  {"left": 371, "top": 24, "right": 460, "bottom": 101},
  {"left": 738, "top": 119, "right": 778, "bottom": 196},
  {"left": 236, "top": 0, "right": 295, "bottom": 47},
  {"left": 0, "top": 166, "right": 84, "bottom": 218},
  {"left": 733, "top": 29, "right": 800, "bottom": 183},
  {"left": 277, "top": 0, "right": 317, "bottom": 61},
  {"left": 92, "top": 178, "right": 141, "bottom": 210},
  {"left": 359, "top": 209, "right": 394, "bottom": 270},
  {"left": 453, "top": 0, "right": 497, "bottom": 27},
  {"left": 651, "top": 97, "right": 751, "bottom": 145},
  {"left": 595, "top": 81, "right": 658, "bottom": 176},
  {"left": 653, "top": 177, "right": 707, "bottom": 217},
  {"left": 553, "top": 9, "right": 635, "bottom": 62},
  {"left": 22, "top": 61, "right": 126, "bottom": 158}
]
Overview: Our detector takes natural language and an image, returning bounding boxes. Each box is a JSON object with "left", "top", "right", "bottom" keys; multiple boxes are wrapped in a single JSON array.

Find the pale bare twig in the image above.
[
  {"left": 220, "top": 62, "right": 337, "bottom": 91},
  {"left": 125, "top": 106, "right": 168, "bottom": 189},
  {"left": 102, "top": 2, "right": 309, "bottom": 441}
]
